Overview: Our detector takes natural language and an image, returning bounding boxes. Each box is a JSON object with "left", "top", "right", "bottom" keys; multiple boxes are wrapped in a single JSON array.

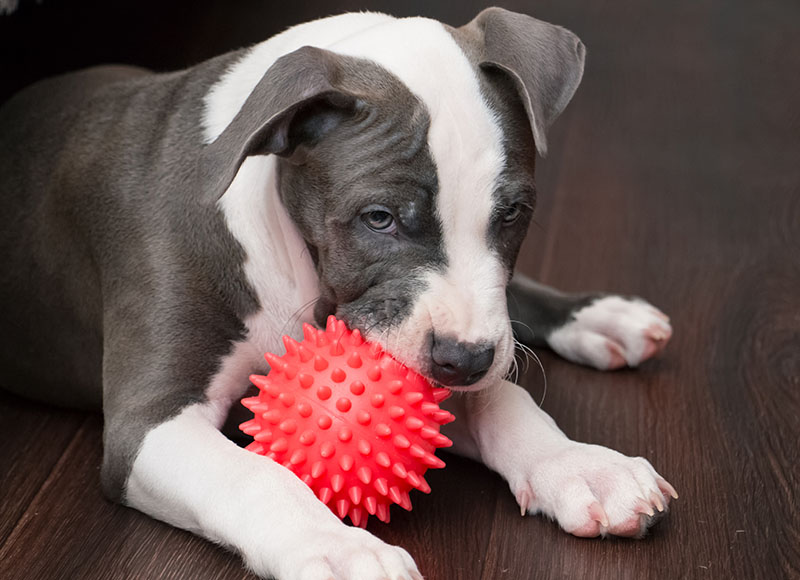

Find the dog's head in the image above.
[{"left": 205, "top": 9, "right": 584, "bottom": 390}]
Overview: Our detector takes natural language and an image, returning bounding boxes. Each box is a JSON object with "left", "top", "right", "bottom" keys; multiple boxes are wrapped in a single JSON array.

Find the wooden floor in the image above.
[{"left": 1, "top": 1, "right": 798, "bottom": 579}]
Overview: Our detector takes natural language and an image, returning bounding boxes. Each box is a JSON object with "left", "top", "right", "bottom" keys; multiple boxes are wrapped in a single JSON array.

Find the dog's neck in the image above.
[{"left": 218, "top": 155, "right": 319, "bottom": 353}]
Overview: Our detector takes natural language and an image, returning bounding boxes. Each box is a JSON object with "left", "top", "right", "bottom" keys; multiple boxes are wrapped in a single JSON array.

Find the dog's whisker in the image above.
[
  {"left": 528, "top": 345, "right": 548, "bottom": 408},
  {"left": 505, "top": 335, "right": 547, "bottom": 408},
  {"left": 279, "top": 297, "right": 321, "bottom": 339}
]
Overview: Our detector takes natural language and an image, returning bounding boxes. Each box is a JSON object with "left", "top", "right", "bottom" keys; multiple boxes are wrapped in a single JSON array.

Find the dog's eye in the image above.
[
  {"left": 361, "top": 209, "right": 397, "bottom": 234},
  {"left": 502, "top": 204, "right": 522, "bottom": 225}
]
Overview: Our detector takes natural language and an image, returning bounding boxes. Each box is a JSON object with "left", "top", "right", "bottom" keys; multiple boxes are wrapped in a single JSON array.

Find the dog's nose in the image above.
[{"left": 430, "top": 335, "right": 495, "bottom": 387}]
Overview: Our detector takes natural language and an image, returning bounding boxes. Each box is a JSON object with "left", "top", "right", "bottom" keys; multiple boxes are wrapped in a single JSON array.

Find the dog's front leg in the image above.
[
  {"left": 119, "top": 401, "right": 421, "bottom": 580},
  {"left": 444, "top": 381, "right": 678, "bottom": 538}
]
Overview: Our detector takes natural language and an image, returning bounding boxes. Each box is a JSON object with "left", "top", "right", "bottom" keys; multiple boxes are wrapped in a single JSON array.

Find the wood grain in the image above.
[{"left": 1, "top": 0, "right": 798, "bottom": 579}]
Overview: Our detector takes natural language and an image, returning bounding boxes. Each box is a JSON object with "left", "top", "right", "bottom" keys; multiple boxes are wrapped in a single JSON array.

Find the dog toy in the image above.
[{"left": 240, "top": 316, "right": 454, "bottom": 527}]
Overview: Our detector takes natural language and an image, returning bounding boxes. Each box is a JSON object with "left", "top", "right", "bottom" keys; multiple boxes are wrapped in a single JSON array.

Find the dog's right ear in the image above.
[
  {"left": 464, "top": 8, "right": 585, "bottom": 157},
  {"left": 199, "top": 46, "right": 361, "bottom": 203}
]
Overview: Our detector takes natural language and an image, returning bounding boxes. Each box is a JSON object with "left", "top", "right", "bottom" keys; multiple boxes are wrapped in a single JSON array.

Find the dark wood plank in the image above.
[
  {"left": 0, "top": 391, "right": 85, "bottom": 547},
  {"left": 0, "top": 415, "right": 254, "bottom": 580}
]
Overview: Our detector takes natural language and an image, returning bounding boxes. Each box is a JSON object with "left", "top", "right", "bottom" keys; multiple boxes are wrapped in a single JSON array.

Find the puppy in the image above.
[{"left": 0, "top": 8, "right": 676, "bottom": 580}]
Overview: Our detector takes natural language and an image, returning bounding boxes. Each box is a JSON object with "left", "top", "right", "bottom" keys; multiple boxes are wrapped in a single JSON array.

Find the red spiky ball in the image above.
[{"left": 240, "top": 316, "right": 454, "bottom": 527}]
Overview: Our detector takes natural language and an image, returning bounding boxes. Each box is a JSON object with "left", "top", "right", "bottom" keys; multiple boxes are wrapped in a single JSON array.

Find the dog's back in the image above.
[
  {"left": 1, "top": 67, "right": 138, "bottom": 407},
  {"left": 0, "top": 61, "right": 241, "bottom": 408}
]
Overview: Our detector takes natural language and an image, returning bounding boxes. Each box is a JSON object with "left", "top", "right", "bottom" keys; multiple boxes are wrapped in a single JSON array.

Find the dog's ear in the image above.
[
  {"left": 199, "top": 46, "right": 361, "bottom": 202},
  {"left": 465, "top": 7, "right": 585, "bottom": 156}
]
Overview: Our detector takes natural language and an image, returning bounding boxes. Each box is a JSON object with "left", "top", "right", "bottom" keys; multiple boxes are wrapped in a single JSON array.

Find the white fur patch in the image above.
[
  {"left": 208, "top": 155, "right": 320, "bottom": 404},
  {"left": 126, "top": 403, "right": 420, "bottom": 579}
]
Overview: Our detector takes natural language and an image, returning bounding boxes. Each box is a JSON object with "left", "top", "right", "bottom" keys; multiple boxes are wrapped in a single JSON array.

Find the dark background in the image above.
[{"left": 1, "top": 1, "right": 798, "bottom": 579}]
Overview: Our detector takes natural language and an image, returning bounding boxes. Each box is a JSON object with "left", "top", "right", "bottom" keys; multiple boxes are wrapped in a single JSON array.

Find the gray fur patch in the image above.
[{"left": 0, "top": 53, "right": 261, "bottom": 499}]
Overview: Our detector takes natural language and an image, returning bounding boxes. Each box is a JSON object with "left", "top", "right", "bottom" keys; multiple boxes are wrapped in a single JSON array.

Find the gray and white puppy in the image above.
[{"left": 0, "top": 8, "right": 676, "bottom": 580}]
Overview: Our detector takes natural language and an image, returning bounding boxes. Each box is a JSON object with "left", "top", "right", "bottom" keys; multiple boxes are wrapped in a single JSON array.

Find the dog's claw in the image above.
[
  {"left": 657, "top": 477, "right": 679, "bottom": 500},
  {"left": 588, "top": 501, "right": 610, "bottom": 528},
  {"left": 606, "top": 341, "right": 627, "bottom": 369},
  {"left": 516, "top": 485, "right": 533, "bottom": 516},
  {"left": 652, "top": 309, "right": 671, "bottom": 323},
  {"left": 634, "top": 498, "right": 654, "bottom": 517},
  {"left": 645, "top": 322, "right": 672, "bottom": 344},
  {"left": 650, "top": 490, "right": 665, "bottom": 512}
]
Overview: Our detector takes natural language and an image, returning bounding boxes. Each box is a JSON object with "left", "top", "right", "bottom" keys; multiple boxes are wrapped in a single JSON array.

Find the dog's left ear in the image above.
[
  {"left": 199, "top": 46, "right": 362, "bottom": 203},
  {"left": 464, "top": 7, "right": 586, "bottom": 156}
]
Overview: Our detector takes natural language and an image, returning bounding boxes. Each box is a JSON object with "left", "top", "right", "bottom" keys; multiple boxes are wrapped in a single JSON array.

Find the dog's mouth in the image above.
[
  {"left": 335, "top": 306, "right": 514, "bottom": 392},
  {"left": 325, "top": 266, "right": 515, "bottom": 392}
]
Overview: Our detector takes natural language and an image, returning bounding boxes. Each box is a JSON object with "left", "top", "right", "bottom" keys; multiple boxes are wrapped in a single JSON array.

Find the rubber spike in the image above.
[
  {"left": 282, "top": 335, "right": 300, "bottom": 356},
  {"left": 339, "top": 455, "right": 354, "bottom": 472},
  {"left": 311, "top": 461, "right": 326, "bottom": 479},
  {"left": 240, "top": 396, "right": 260, "bottom": 410},
  {"left": 302, "top": 323, "right": 317, "bottom": 341},
  {"left": 420, "top": 402, "right": 439, "bottom": 416},
  {"left": 404, "top": 392, "right": 424, "bottom": 406},
  {"left": 350, "top": 328, "right": 364, "bottom": 346},
  {"left": 405, "top": 417, "right": 424, "bottom": 431},
  {"left": 326, "top": 315, "right": 337, "bottom": 334},
  {"left": 253, "top": 430, "right": 273, "bottom": 443},
  {"left": 313, "top": 355, "right": 328, "bottom": 372},
  {"left": 249, "top": 375, "right": 270, "bottom": 391},
  {"left": 350, "top": 506, "right": 365, "bottom": 528},
  {"left": 432, "top": 387, "right": 451, "bottom": 402},
  {"left": 330, "top": 340, "right": 344, "bottom": 357},
  {"left": 422, "top": 452, "right": 445, "bottom": 469},
  {"left": 388, "top": 486, "right": 403, "bottom": 506},
  {"left": 432, "top": 433, "right": 453, "bottom": 448},
  {"left": 349, "top": 486, "right": 363, "bottom": 506},
  {"left": 392, "top": 462, "right": 408, "bottom": 479},
  {"left": 318, "top": 487, "right": 333, "bottom": 504},
  {"left": 376, "top": 503, "right": 390, "bottom": 523},
  {"left": 264, "top": 352, "right": 284, "bottom": 371},
  {"left": 297, "top": 344, "right": 314, "bottom": 362},
  {"left": 375, "top": 452, "right": 392, "bottom": 468},
  {"left": 419, "top": 426, "right": 438, "bottom": 440},
  {"left": 433, "top": 410, "right": 455, "bottom": 424},
  {"left": 374, "top": 478, "right": 389, "bottom": 496},
  {"left": 357, "top": 466, "right": 373, "bottom": 485},
  {"left": 239, "top": 419, "right": 260, "bottom": 435},
  {"left": 364, "top": 496, "right": 378, "bottom": 515}
]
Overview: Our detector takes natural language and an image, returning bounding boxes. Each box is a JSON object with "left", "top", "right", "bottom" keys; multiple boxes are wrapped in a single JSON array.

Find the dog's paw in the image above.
[
  {"left": 512, "top": 442, "right": 678, "bottom": 538},
  {"left": 269, "top": 524, "right": 422, "bottom": 580},
  {"left": 547, "top": 296, "right": 672, "bottom": 370}
]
